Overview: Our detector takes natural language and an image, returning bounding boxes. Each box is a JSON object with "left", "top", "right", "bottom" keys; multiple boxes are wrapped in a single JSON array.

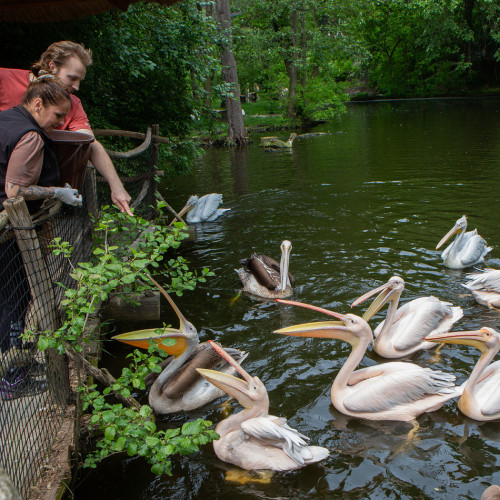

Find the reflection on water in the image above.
[{"left": 76, "top": 99, "right": 500, "bottom": 499}]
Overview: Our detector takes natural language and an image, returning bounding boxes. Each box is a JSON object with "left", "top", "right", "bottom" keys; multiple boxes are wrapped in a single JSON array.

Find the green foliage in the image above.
[
  {"left": 231, "top": 0, "right": 350, "bottom": 122},
  {"left": 1, "top": 0, "right": 500, "bottom": 141},
  {"left": 81, "top": 341, "right": 218, "bottom": 475},
  {"left": 0, "top": 1, "right": 222, "bottom": 171},
  {"left": 40, "top": 205, "right": 212, "bottom": 353},
  {"left": 37, "top": 204, "right": 217, "bottom": 474}
]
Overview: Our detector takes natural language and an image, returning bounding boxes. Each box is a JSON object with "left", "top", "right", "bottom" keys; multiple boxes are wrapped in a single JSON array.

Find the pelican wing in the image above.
[
  {"left": 344, "top": 364, "right": 457, "bottom": 413},
  {"left": 390, "top": 298, "right": 463, "bottom": 351},
  {"left": 476, "top": 361, "right": 500, "bottom": 416},
  {"left": 241, "top": 255, "right": 278, "bottom": 290},
  {"left": 206, "top": 208, "right": 230, "bottom": 221},
  {"left": 464, "top": 269, "right": 500, "bottom": 293},
  {"left": 241, "top": 416, "right": 313, "bottom": 465},
  {"left": 480, "top": 387, "right": 500, "bottom": 417},
  {"left": 163, "top": 345, "right": 247, "bottom": 399},
  {"left": 459, "top": 234, "right": 491, "bottom": 267},
  {"left": 186, "top": 193, "right": 226, "bottom": 223}
]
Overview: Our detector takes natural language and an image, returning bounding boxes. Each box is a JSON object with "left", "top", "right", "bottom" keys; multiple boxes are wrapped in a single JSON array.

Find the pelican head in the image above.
[
  {"left": 176, "top": 195, "right": 199, "bottom": 218},
  {"left": 274, "top": 299, "right": 372, "bottom": 346},
  {"left": 424, "top": 327, "right": 500, "bottom": 355},
  {"left": 351, "top": 276, "right": 405, "bottom": 321},
  {"left": 197, "top": 341, "right": 268, "bottom": 411},
  {"left": 278, "top": 240, "right": 292, "bottom": 292},
  {"left": 113, "top": 276, "right": 199, "bottom": 356},
  {"left": 436, "top": 215, "right": 467, "bottom": 250}
]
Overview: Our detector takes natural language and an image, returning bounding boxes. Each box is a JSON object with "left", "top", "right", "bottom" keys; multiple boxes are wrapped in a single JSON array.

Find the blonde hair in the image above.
[
  {"left": 22, "top": 76, "right": 71, "bottom": 108},
  {"left": 31, "top": 41, "right": 93, "bottom": 77}
]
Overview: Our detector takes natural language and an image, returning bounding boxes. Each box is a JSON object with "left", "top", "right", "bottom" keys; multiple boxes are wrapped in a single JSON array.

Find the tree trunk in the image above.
[{"left": 215, "top": 0, "right": 247, "bottom": 144}]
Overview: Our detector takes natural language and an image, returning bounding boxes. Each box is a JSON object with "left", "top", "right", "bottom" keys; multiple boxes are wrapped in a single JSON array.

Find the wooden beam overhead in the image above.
[{"left": 0, "top": 0, "right": 181, "bottom": 23}]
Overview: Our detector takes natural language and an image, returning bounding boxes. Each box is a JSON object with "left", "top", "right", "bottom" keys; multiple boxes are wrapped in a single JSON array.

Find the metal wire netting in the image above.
[{"left": 0, "top": 133, "right": 159, "bottom": 499}]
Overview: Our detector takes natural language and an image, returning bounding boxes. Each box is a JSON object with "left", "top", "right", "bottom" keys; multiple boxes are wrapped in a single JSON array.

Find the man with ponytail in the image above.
[{"left": 0, "top": 41, "right": 132, "bottom": 215}]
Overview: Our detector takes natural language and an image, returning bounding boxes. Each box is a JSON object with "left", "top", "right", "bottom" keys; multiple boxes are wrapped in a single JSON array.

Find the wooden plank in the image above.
[{"left": 101, "top": 292, "right": 160, "bottom": 321}]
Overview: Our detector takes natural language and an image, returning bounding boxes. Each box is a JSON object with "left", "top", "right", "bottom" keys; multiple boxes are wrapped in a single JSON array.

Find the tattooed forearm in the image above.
[{"left": 7, "top": 182, "right": 55, "bottom": 200}]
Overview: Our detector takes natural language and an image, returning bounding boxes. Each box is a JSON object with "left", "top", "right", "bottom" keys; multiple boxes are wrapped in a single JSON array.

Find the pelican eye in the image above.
[{"left": 480, "top": 328, "right": 492, "bottom": 338}]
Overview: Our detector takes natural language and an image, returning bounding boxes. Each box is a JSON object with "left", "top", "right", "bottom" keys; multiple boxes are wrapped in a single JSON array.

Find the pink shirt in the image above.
[{"left": 0, "top": 68, "right": 91, "bottom": 132}]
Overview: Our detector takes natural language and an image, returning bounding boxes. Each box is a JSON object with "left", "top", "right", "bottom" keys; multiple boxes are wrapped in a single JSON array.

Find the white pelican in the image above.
[
  {"left": 482, "top": 485, "right": 500, "bottom": 500},
  {"left": 425, "top": 327, "right": 500, "bottom": 421},
  {"left": 176, "top": 193, "right": 230, "bottom": 224},
  {"left": 351, "top": 276, "right": 463, "bottom": 358},
  {"left": 197, "top": 340, "right": 329, "bottom": 471},
  {"left": 436, "top": 215, "right": 491, "bottom": 269},
  {"left": 236, "top": 240, "right": 294, "bottom": 299},
  {"left": 113, "top": 276, "right": 247, "bottom": 414},
  {"left": 462, "top": 268, "right": 500, "bottom": 309},
  {"left": 274, "top": 299, "right": 462, "bottom": 422}
]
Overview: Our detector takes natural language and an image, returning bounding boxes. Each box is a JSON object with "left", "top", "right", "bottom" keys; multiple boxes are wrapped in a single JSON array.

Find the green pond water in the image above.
[{"left": 75, "top": 98, "right": 500, "bottom": 500}]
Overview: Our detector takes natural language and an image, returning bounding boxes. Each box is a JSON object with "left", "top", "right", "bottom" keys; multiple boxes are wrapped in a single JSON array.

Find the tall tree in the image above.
[
  {"left": 231, "top": 0, "right": 349, "bottom": 123},
  {"left": 215, "top": 0, "right": 247, "bottom": 144}
]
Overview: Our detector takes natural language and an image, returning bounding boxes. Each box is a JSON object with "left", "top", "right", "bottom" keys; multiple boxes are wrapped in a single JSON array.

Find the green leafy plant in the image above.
[
  {"left": 37, "top": 204, "right": 217, "bottom": 475},
  {"left": 81, "top": 340, "right": 218, "bottom": 475}
]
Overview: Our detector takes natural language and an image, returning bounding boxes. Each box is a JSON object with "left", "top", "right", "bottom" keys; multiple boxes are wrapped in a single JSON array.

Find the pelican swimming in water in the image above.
[
  {"left": 425, "top": 327, "right": 500, "bottom": 421},
  {"left": 113, "top": 276, "right": 247, "bottom": 414},
  {"left": 175, "top": 193, "right": 230, "bottom": 224},
  {"left": 436, "top": 215, "right": 491, "bottom": 269},
  {"left": 236, "top": 240, "right": 294, "bottom": 298},
  {"left": 351, "top": 276, "right": 463, "bottom": 358},
  {"left": 274, "top": 299, "right": 462, "bottom": 422},
  {"left": 462, "top": 268, "right": 500, "bottom": 309},
  {"left": 197, "top": 340, "right": 329, "bottom": 471}
]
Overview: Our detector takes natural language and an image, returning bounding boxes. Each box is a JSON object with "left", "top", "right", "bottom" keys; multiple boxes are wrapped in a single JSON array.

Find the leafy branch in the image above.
[{"left": 37, "top": 204, "right": 217, "bottom": 475}]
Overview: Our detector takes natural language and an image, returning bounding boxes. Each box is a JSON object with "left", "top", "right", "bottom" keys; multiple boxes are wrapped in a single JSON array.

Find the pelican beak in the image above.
[
  {"left": 197, "top": 340, "right": 256, "bottom": 408},
  {"left": 436, "top": 224, "right": 460, "bottom": 250},
  {"left": 424, "top": 328, "right": 491, "bottom": 353},
  {"left": 175, "top": 196, "right": 196, "bottom": 218},
  {"left": 112, "top": 329, "right": 188, "bottom": 356},
  {"left": 279, "top": 241, "right": 292, "bottom": 291},
  {"left": 274, "top": 299, "right": 350, "bottom": 341},
  {"left": 351, "top": 281, "right": 397, "bottom": 321},
  {"left": 197, "top": 368, "right": 256, "bottom": 408}
]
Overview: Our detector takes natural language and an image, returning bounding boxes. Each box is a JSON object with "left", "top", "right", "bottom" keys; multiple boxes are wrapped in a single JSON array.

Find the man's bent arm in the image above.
[{"left": 76, "top": 128, "right": 133, "bottom": 216}]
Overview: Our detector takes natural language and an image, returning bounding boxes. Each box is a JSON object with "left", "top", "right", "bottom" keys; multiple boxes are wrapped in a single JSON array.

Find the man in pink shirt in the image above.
[{"left": 0, "top": 41, "right": 132, "bottom": 215}]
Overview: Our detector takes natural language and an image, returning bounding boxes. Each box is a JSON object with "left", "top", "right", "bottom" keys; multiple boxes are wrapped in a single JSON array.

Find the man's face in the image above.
[{"left": 50, "top": 56, "right": 86, "bottom": 93}]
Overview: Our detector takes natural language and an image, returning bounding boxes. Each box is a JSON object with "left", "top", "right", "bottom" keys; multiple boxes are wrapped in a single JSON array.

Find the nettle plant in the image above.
[{"left": 38, "top": 204, "right": 217, "bottom": 475}]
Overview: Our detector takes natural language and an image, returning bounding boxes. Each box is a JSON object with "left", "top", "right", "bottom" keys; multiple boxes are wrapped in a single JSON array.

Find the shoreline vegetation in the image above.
[{"left": 195, "top": 88, "right": 500, "bottom": 146}]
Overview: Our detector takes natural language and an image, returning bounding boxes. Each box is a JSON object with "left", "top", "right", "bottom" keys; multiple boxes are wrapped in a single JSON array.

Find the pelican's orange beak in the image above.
[{"left": 112, "top": 329, "right": 188, "bottom": 356}]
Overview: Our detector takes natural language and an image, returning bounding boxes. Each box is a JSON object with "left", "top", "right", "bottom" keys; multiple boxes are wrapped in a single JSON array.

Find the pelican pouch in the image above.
[{"left": 46, "top": 130, "right": 94, "bottom": 191}]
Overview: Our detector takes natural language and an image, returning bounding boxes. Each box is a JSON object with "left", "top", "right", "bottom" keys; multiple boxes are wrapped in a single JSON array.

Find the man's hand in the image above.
[{"left": 111, "top": 186, "right": 133, "bottom": 216}]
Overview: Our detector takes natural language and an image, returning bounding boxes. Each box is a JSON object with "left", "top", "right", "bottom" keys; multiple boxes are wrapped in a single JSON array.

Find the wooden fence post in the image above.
[
  {"left": 152, "top": 124, "right": 160, "bottom": 166},
  {"left": 84, "top": 164, "right": 99, "bottom": 219},
  {"left": 3, "top": 197, "right": 58, "bottom": 333}
]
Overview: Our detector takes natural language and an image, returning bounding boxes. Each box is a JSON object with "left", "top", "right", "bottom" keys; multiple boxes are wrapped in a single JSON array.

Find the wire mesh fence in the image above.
[{"left": 0, "top": 129, "right": 160, "bottom": 498}]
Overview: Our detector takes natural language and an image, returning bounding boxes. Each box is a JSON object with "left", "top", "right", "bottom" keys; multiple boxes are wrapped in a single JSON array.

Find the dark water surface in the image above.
[{"left": 76, "top": 99, "right": 500, "bottom": 499}]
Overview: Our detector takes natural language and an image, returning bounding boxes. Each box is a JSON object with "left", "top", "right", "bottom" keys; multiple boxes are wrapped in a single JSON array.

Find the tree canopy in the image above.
[{"left": 0, "top": 0, "right": 499, "bottom": 157}]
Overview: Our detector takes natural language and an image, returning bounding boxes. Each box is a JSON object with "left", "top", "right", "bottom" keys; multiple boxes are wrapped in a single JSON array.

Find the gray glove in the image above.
[{"left": 53, "top": 183, "right": 83, "bottom": 206}]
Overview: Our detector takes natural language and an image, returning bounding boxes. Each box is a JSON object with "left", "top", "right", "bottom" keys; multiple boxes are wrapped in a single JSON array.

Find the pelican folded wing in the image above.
[{"left": 343, "top": 365, "right": 458, "bottom": 413}]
